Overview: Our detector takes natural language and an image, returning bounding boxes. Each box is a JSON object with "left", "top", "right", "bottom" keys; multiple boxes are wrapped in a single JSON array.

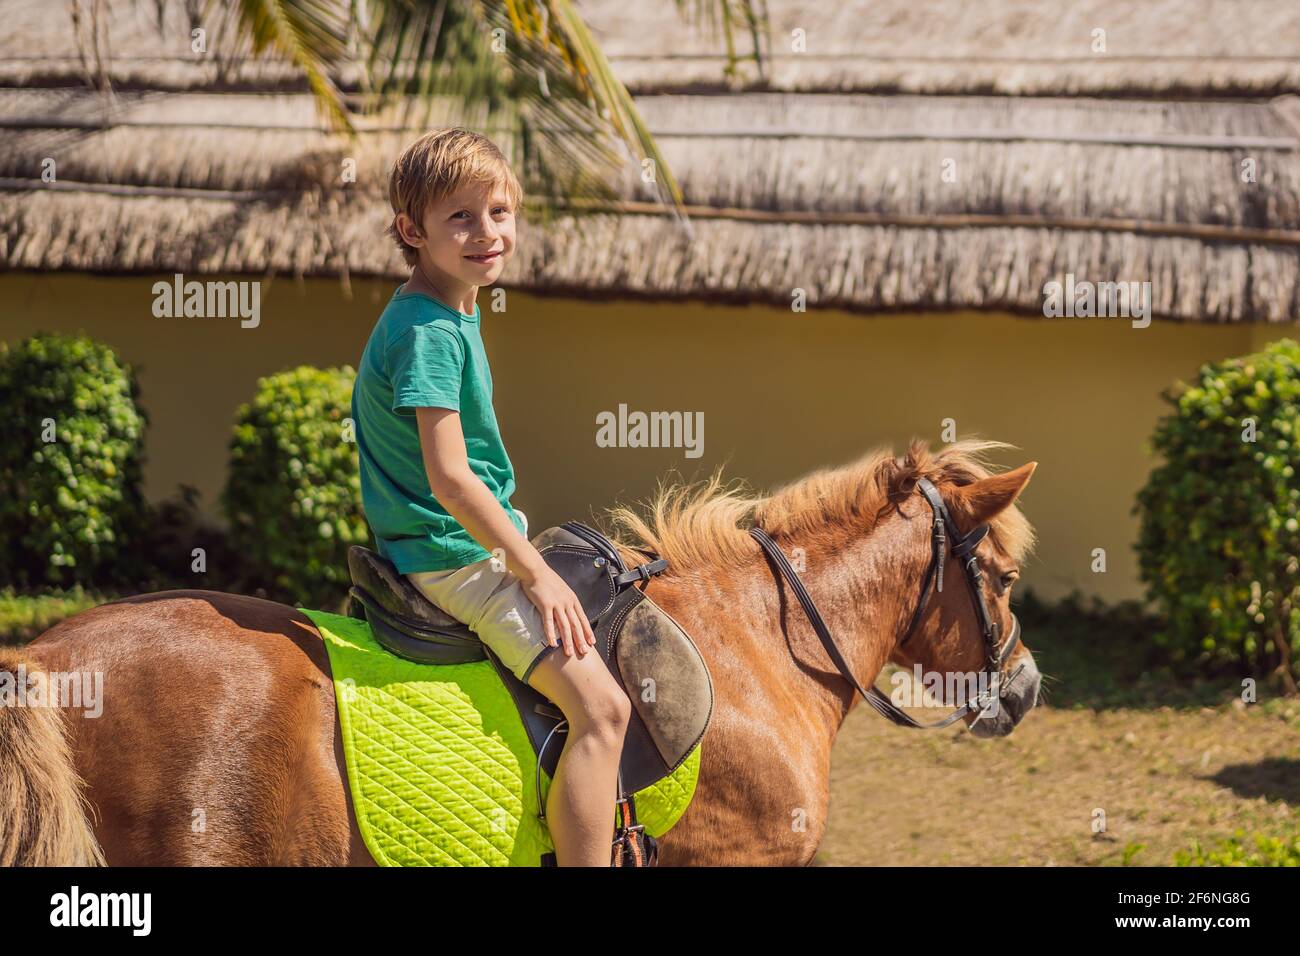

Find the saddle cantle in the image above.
[
  {"left": 345, "top": 522, "right": 714, "bottom": 800},
  {"left": 346, "top": 547, "right": 484, "bottom": 662}
]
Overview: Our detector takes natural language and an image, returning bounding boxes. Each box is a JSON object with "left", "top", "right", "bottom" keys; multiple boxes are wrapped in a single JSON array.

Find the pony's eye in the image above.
[{"left": 1000, "top": 570, "right": 1019, "bottom": 589}]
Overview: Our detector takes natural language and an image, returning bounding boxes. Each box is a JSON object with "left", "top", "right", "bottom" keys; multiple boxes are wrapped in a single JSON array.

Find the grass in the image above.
[{"left": 0, "top": 587, "right": 114, "bottom": 645}]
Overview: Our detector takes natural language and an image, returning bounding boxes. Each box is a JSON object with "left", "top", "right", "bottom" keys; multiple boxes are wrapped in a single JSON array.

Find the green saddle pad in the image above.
[{"left": 303, "top": 608, "right": 701, "bottom": 866}]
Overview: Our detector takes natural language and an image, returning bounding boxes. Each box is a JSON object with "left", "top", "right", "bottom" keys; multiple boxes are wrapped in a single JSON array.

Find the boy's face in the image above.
[{"left": 400, "top": 181, "right": 516, "bottom": 287}]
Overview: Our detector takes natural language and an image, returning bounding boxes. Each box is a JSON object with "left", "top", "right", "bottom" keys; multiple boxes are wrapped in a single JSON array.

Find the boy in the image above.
[{"left": 351, "top": 128, "right": 632, "bottom": 866}]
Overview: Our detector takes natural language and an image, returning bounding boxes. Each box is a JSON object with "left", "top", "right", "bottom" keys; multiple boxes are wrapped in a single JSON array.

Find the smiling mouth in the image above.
[{"left": 465, "top": 251, "right": 502, "bottom": 263}]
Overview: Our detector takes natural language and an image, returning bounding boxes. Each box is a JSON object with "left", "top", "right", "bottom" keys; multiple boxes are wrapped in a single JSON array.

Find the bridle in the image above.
[{"left": 748, "top": 477, "right": 1025, "bottom": 730}]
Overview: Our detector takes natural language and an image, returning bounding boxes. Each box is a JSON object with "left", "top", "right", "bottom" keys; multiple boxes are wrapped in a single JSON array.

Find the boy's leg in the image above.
[
  {"left": 408, "top": 559, "right": 632, "bottom": 866},
  {"left": 524, "top": 644, "right": 631, "bottom": 867}
]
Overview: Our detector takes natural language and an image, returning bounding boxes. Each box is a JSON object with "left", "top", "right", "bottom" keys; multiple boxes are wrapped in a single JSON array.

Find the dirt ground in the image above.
[{"left": 818, "top": 696, "right": 1300, "bottom": 866}]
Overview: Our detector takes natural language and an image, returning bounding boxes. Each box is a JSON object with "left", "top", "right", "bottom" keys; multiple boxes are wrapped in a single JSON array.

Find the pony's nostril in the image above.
[
  {"left": 1010, "top": 675, "right": 1043, "bottom": 722},
  {"left": 1002, "top": 693, "right": 1023, "bottom": 723}
]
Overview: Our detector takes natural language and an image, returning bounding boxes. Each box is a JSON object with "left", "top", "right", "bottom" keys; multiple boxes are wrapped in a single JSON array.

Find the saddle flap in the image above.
[
  {"left": 615, "top": 594, "right": 714, "bottom": 775},
  {"left": 494, "top": 585, "right": 713, "bottom": 796}
]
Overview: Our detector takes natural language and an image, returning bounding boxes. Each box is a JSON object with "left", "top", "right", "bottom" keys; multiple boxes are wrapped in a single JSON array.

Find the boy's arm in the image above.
[
  {"left": 415, "top": 406, "right": 596, "bottom": 656},
  {"left": 415, "top": 405, "right": 546, "bottom": 584},
  {"left": 390, "top": 326, "right": 592, "bottom": 654}
]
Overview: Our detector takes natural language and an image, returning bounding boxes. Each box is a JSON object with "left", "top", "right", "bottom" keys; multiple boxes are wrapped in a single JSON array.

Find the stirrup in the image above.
[
  {"left": 610, "top": 787, "right": 657, "bottom": 867},
  {"left": 535, "top": 718, "right": 569, "bottom": 822}
]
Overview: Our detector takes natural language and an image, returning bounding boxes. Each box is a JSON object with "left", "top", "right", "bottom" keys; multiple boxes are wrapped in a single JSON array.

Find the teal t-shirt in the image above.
[{"left": 352, "top": 285, "right": 525, "bottom": 572}]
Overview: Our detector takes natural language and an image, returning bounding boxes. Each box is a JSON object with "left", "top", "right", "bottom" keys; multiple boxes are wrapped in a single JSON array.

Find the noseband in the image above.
[{"left": 749, "top": 477, "right": 1024, "bottom": 730}]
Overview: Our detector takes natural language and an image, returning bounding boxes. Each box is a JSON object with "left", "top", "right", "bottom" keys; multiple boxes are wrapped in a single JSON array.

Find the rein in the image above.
[{"left": 749, "top": 477, "right": 1024, "bottom": 731}]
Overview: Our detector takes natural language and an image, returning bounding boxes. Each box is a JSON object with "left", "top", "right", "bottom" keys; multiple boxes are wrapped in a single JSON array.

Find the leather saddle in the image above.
[{"left": 345, "top": 521, "right": 714, "bottom": 797}]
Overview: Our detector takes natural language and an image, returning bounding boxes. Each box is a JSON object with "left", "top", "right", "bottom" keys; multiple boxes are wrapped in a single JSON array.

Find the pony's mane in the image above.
[{"left": 604, "top": 438, "right": 1036, "bottom": 574}]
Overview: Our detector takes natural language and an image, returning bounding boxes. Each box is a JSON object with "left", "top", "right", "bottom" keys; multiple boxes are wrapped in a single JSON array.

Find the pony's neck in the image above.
[{"left": 749, "top": 517, "right": 924, "bottom": 731}]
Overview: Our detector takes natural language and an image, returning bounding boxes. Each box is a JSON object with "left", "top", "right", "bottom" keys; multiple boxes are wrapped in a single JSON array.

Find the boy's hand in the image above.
[{"left": 519, "top": 566, "right": 597, "bottom": 658}]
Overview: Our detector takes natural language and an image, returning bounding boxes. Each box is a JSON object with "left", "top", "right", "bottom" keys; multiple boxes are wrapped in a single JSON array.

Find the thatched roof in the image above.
[
  {"left": 588, "top": 1, "right": 1300, "bottom": 98},
  {"left": 3, "top": 0, "right": 1299, "bottom": 322},
  {"left": 9, "top": 0, "right": 1300, "bottom": 98}
]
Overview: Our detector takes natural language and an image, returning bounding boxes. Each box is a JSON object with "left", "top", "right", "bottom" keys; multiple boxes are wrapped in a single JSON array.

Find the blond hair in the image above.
[{"left": 386, "top": 128, "right": 524, "bottom": 266}]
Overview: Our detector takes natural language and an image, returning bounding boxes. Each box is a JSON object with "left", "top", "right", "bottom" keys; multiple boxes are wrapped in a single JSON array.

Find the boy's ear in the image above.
[{"left": 395, "top": 213, "right": 425, "bottom": 246}]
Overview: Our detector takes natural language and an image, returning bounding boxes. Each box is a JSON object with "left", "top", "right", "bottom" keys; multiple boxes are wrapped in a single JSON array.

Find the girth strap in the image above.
[
  {"left": 562, "top": 519, "right": 668, "bottom": 588},
  {"left": 615, "top": 560, "right": 669, "bottom": 586}
]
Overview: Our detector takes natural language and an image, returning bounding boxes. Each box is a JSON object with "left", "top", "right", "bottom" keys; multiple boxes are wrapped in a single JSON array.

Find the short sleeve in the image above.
[{"left": 388, "top": 325, "right": 465, "bottom": 415}]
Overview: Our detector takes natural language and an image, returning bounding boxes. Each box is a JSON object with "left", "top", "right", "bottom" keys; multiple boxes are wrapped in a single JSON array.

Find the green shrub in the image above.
[
  {"left": 223, "top": 366, "right": 368, "bottom": 607},
  {"left": 1175, "top": 830, "right": 1300, "bottom": 866},
  {"left": 1135, "top": 339, "right": 1300, "bottom": 687},
  {"left": 0, "top": 333, "right": 148, "bottom": 588}
]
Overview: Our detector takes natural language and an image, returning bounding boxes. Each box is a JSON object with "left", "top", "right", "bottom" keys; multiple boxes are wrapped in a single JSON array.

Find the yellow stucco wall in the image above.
[{"left": 3, "top": 272, "right": 1297, "bottom": 603}]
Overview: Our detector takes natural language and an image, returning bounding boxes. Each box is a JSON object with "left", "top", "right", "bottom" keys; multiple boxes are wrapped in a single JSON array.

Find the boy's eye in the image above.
[{"left": 450, "top": 208, "right": 510, "bottom": 219}]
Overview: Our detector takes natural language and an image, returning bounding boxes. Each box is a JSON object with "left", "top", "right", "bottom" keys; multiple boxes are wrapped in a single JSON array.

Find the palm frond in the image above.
[
  {"left": 218, "top": 0, "right": 352, "bottom": 130},
  {"left": 104, "top": 1, "right": 770, "bottom": 219},
  {"left": 350, "top": 0, "right": 769, "bottom": 219},
  {"left": 671, "top": 0, "right": 770, "bottom": 83}
]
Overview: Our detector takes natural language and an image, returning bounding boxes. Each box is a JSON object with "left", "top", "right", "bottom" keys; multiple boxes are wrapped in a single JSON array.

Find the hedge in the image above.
[
  {"left": 0, "top": 333, "right": 148, "bottom": 589},
  {"left": 223, "top": 365, "right": 368, "bottom": 608},
  {"left": 1135, "top": 338, "right": 1300, "bottom": 688}
]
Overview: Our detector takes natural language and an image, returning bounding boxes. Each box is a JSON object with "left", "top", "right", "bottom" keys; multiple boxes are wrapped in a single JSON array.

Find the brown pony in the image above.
[{"left": 1, "top": 439, "right": 1039, "bottom": 866}]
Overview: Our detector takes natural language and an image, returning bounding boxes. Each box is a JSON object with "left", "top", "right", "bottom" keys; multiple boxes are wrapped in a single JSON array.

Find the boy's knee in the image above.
[
  {"left": 530, "top": 650, "right": 632, "bottom": 735},
  {"left": 574, "top": 687, "right": 632, "bottom": 736},
  {"left": 604, "top": 688, "right": 633, "bottom": 728}
]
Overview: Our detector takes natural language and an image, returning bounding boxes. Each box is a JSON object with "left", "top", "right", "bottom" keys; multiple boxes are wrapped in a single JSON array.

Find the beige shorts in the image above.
[{"left": 405, "top": 510, "right": 558, "bottom": 683}]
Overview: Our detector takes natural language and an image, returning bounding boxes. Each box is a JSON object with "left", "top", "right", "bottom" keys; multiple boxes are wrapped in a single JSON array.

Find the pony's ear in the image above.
[{"left": 947, "top": 462, "right": 1037, "bottom": 529}]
